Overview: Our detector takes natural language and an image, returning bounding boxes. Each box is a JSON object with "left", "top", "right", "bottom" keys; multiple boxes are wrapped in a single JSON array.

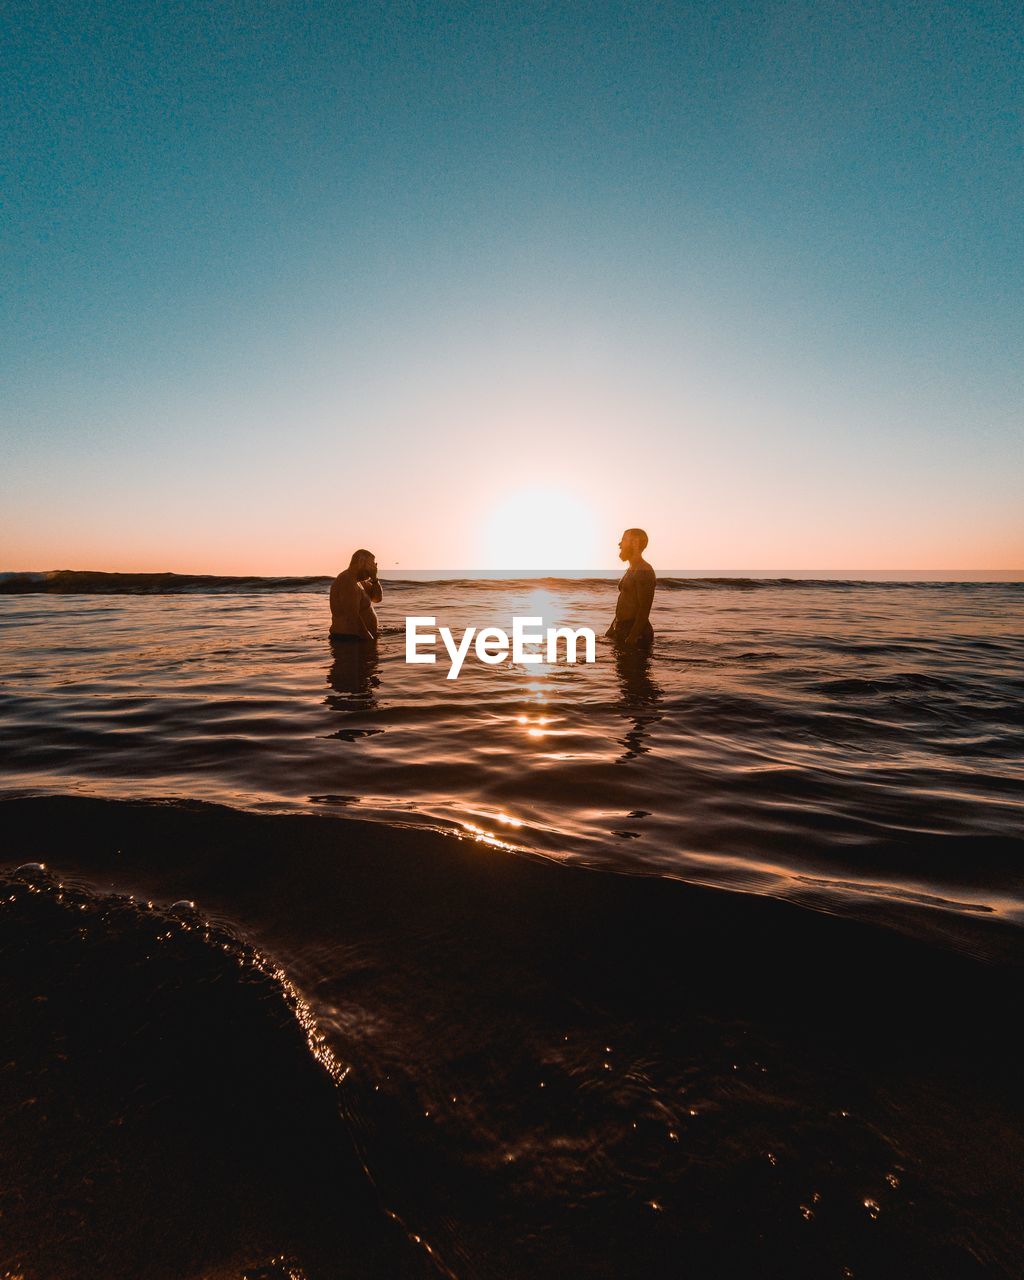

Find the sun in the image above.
[{"left": 479, "top": 486, "right": 604, "bottom": 570}]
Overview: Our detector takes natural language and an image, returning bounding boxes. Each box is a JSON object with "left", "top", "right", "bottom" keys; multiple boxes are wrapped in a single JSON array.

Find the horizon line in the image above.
[{"left": 4, "top": 568, "right": 1023, "bottom": 580}]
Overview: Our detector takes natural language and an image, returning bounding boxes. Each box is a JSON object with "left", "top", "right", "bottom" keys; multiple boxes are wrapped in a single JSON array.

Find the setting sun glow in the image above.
[{"left": 478, "top": 487, "right": 604, "bottom": 570}]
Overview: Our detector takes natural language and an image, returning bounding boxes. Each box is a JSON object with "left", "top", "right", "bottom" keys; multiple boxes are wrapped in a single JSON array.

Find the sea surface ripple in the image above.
[{"left": 2, "top": 576, "right": 1022, "bottom": 945}]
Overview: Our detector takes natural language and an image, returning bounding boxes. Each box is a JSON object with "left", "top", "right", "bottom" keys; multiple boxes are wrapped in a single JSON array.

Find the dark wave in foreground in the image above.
[
  {"left": 3, "top": 795, "right": 1024, "bottom": 1279},
  {"left": 0, "top": 853, "right": 427, "bottom": 1280},
  {"left": 3, "top": 569, "right": 1020, "bottom": 595}
]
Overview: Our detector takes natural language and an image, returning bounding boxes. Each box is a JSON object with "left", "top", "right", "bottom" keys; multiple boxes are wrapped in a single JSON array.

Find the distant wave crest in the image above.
[
  {"left": 0, "top": 570, "right": 334, "bottom": 595},
  {"left": 1, "top": 570, "right": 1019, "bottom": 595}
]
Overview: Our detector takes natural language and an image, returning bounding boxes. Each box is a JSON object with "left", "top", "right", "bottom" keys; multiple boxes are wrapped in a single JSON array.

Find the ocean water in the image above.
[
  {"left": 2, "top": 575, "right": 1024, "bottom": 1279},
  {"left": 2, "top": 575, "right": 1023, "bottom": 939}
]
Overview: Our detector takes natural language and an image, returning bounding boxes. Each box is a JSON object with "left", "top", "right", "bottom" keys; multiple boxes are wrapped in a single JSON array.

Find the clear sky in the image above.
[{"left": 3, "top": 0, "right": 1022, "bottom": 572}]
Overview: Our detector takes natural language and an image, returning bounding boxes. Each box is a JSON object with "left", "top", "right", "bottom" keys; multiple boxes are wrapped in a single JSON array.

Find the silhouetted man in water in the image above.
[
  {"left": 330, "top": 549, "right": 383, "bottom": 642},
  {"left": 607, "top": 528, "right": 655, "bottom": 647}
]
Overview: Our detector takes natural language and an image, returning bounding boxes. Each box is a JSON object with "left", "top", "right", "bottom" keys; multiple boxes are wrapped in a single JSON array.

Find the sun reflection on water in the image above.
[
  {"left": 460, "top": 821, "right": 520, "bottom": 852},
  {"left": 458, "top": 808, "right": 526, "bottom": 851}
]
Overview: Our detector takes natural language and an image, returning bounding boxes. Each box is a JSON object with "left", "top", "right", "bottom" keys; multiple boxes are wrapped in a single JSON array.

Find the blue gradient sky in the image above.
[{"left": 3, "top": 0, "right": 1021, "bottom": 571}]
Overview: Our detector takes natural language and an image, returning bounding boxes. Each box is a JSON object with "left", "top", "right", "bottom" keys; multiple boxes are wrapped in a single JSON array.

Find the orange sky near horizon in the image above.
[
  {"left": 6, "top": 283, "right": 1022, "bottom": 578},
  {"left": 5, "top": 476, "right": 1022, "bottom": 576}
]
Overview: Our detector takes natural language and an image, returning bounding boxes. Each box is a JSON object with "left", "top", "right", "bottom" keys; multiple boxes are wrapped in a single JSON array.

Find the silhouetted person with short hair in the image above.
[
  {"left": 330, "top": 549, "right": 382, "bottom": 642},
  {"left": 607, "top": 528, "right": 655, "bottom": 647}
]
